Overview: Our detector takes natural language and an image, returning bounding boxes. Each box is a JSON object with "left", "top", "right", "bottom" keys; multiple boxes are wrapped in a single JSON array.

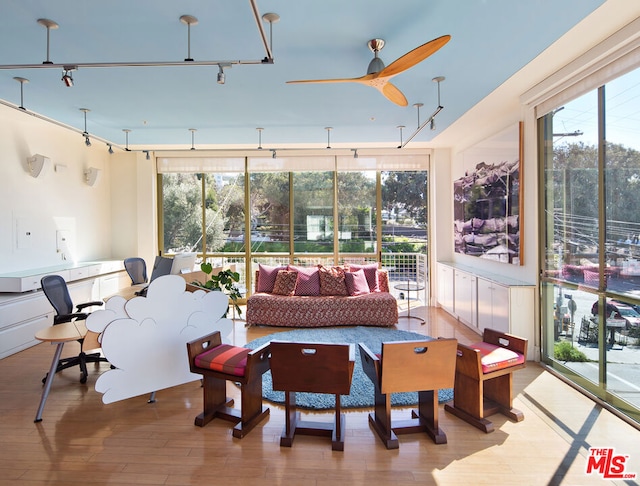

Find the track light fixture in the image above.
[
  {"left": 144, "top": 150, "right": 151, "bottom": 160},
  {"left": 352, "top": 149, "right": 358, "bottom": 159},
  {"left": 80, "top": 108, "right": 91, "bottom": 146},
  {"left": 271, "top": 149, "right": 277, "bottom": 159},
  {"left": 189, "top": 128, "right": 197, "bottom": 150},
  {"left": 61, "top": 66, "right": 76, "bottom": 87},
  {"left": 107, "top": 144, "right": 114, "bottom": 154},
  {"left": 217, "top": 65, "right": 225, "bottom": 84},
  {"left": 256, "top": 127, "right": 264, "bottom": 149},
  {"left": 123, "top": 129, "right": 131, "bottom": 151},
  {"left": 399, "top": 76, "right": 445, "bottom": 148},
  {"left": 13, "top": 76, "right": 28, "bottom": 110},
  {"left": 325, "top": 127, "right": 332, "bottom": 149}
]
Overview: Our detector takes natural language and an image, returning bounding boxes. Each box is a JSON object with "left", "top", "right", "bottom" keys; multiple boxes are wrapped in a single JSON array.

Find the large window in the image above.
[
  {"left": 293, "top": 171, "right": 334, "bottom": 253},
  {"left": 158, "top": 155, "right": 429, "bottom": 298},
  {"left": 540, "top": 67, "right": 640, "bottom": 424}
]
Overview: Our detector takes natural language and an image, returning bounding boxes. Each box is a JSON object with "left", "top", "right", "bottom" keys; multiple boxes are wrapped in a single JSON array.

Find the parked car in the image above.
[{"left": 591, "top": 300, "right": 640, "bottom": 329}]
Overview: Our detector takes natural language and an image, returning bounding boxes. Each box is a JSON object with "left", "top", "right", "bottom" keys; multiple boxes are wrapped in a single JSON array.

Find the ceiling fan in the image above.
[{"left": 286, "top": 35, "right": 450, "bottom": 106}]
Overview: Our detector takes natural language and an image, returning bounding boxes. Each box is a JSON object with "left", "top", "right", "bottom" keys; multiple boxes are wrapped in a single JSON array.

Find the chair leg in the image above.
[
  {"left": 411, "top": 389, "right": 447, "bottom": 444},
  {"left": 233, "top": 375, "right": 270, "bottom": 439},
  {"left": 444, "top": 372, "right": 495, "bottom": 433},
  {"left": 194, "top": 375, "right": 231, "bottom": 427},
  {"left": 484, "top": 373, "right": 524, "bottom": 422},
  {"left": 280, "top": 391, "right": 346, "bottom": 451},
  {"left": 368, "top": 385, "right": 399, "bottom": 449}
]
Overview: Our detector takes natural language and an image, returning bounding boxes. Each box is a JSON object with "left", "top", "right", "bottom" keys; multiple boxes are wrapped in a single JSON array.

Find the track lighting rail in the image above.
[
  {"left": 0, "top": 0, "right": 276, "bottom": 72},
  {"left": 0, "top": 59, "right": 272, "bottom": 71}
]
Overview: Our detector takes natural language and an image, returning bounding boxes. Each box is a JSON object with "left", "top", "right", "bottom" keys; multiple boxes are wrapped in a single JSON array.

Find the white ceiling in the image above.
[{"left": 0, "top": 0, "right": 606, "bottom": 150}]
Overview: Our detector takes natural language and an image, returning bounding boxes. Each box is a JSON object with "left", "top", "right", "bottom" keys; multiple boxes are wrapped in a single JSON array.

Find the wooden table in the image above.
[{"left": 34, "top": 321, "right": 87, "bottom": 422}]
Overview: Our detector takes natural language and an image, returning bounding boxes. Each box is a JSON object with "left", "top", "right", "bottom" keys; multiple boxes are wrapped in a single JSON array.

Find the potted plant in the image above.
[{"left": 190, "top": 262, "right": 243, "bottom": 318}]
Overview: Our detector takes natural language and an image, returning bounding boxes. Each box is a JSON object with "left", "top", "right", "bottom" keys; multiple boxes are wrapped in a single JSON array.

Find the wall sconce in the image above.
[
  {"left": 84, "top": 167, "right": 102, "bottom": 186},
  {"left": 27, "top": 154, "right": 51, "bottom": 178}
]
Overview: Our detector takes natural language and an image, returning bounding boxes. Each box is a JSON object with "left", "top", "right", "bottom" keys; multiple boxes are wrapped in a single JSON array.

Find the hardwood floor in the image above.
[{"left": 1, "top": 305, "right": 639, "bottom": 485}]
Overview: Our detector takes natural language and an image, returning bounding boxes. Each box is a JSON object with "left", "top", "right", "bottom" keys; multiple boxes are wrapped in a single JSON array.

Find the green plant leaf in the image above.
[{"left": 201, "top": 262, "right": 213, "bottom": 274}]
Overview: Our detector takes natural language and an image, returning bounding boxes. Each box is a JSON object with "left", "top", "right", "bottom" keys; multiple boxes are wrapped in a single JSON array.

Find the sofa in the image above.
[{"left": 246, "top": 263, "right": 398, "bottom": 328}]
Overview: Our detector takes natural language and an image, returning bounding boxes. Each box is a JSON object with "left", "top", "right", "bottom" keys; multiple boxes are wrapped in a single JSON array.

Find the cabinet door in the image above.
[
  {"left": 477, "top": 278, "right": 493, "bottom": 332},
  {"left": 490, "top": 283, "right": 510, "bottom": 333},
  {"left": 437, "top": 264, "right": 454, "bottom": 314},
  {"left": 454, "top": 270, "right": 476, "bottom": 327},
  {"left": 477, "top": 278, "right": 510, "bottom": 333}
]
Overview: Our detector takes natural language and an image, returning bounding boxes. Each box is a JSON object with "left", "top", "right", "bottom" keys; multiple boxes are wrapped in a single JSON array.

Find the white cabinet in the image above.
[
  {"left": 437, "top": 262, "right": 534, "bottom": 339},
  {"left": 437, "top": 263, "right": 454, "bottom": 315},
  {"left": 477, "top": 277, "right": 509, "bottom": 332},
  {"left": 0, "top": 261, "right": 128, "bottom": 359},
  {"left": 476, "top": 276, "right": 534, "bottom": 336},
  {"left": 454, "top": 269, "right": 477, "bottom": 329}
]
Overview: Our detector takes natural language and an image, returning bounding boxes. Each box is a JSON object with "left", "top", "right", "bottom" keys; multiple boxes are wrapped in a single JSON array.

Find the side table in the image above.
[
  {"left": 34, "top": 321, "right": 87, "bottom": 422},
  {"left": 394, "top": 281, "right": 426, "bottom": 324}
]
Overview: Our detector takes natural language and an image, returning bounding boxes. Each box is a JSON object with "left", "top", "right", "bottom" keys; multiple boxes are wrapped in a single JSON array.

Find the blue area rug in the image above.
[{"left": 244, "top": 326, "right": 454, "bottom": 410}]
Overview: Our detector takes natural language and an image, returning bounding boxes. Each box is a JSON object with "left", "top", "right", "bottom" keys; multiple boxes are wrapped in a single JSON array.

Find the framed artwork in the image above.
[{"left": 453, "top": 122, "right": 524, "bottom": 265}]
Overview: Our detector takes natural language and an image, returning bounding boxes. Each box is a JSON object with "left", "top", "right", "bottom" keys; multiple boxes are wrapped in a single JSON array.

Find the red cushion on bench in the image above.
[
  {"left": 470, "top": 341, "right": 524, "bottom": 374},
  {"left": 194, "top": 344, "right": 250, "bottom": 377}
]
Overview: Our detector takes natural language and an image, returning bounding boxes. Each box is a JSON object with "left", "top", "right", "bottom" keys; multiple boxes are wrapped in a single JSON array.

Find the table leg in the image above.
[{"left": 35, "top": 342, "right": 65, "bottom": 422}]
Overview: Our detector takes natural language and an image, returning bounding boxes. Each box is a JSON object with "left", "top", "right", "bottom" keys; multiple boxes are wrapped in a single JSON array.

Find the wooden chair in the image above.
[
  {"left": 444, "top": 328, "right": 528, "bottom": 433},
  {"left": 359, "top": 338, "right": 457, "bottom": 449},
  {"left": 186, "top": 331, "right": 271, "bottom": 438},
  {"left": 269, "top": 341, "right": 355, "bottom": 451}
]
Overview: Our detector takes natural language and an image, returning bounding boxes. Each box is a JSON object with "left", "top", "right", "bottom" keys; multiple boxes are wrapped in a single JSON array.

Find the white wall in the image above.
[{"left": 0, "top": 103, "right": 144, "bottom": 273}]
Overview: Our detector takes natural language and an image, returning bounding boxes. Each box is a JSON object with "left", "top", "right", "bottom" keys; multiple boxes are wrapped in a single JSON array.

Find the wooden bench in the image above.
[
  {"left": 444, "top": 328, "right": 527, "bottom": 433},
  {"left": 186, "top": 331, "right": 271, "bottom": 438}
]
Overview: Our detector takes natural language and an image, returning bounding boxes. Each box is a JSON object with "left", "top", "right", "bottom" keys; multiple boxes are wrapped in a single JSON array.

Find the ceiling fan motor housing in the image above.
[{"left": 367, "top": 57, "right": 385, "bottom": 74}]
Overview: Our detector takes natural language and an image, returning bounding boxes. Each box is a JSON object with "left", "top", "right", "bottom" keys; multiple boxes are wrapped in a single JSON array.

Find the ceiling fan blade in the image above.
[
  {"left": 286, "top": 74, "right": 374, "bottom": 85},
  {"left": 380, "top": 82, "right": 408, "bottom": 106},
  {"left": 378, "top": 35, "right": 451, "bottom": 78}
]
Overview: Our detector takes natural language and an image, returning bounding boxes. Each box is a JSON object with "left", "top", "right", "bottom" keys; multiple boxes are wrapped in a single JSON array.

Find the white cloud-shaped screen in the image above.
[{"left": 86, "top": 275, "right": 233, "bottom": 404}]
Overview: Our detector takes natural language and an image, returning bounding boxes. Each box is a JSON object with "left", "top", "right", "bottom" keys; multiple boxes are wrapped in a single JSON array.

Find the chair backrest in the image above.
[
  {"left": 269, "top": 341, "right": 354, "bottom": 395},
  {"left": 124, "top": 257, "right": 147, "bottom": 285},
  {"left": 379, "top": 338, "right": 457, "bottom": 394},
  {"left": 149, "top": 256, "right": 173, "bottom": 282},
  {"left": 41, "top": 275, "right": 74, "bottom": 320}
]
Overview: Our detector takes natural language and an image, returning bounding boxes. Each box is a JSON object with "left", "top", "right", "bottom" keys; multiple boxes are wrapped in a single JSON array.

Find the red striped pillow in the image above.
[{"left": 194, "top": 344, "right": 249, "bottom": 377}]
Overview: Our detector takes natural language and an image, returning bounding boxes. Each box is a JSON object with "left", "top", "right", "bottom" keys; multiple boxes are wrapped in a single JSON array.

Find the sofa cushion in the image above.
[
  {"left": 256, "top": 264, "right": 286, "bottom": 293},
  {"left": 345, "top": 268, "right": 370, "bottom": 296},
  {"left": 470, "top": 341, "right": 525, "bottom": 374},
  {"left": 289, "top": 265, "right": 321, "bottom": 296},
  {"left": 273, "top": 270, "right": 298, "bottom": 296},
  {"left": 194, "top": 344, "right": 249, "bottom": 377},
  {"left": 318, "top": 265, "right": 348, "bottom": 296},
  {"left": 348, "top": 263, "right": 380, "bottom": 292}
]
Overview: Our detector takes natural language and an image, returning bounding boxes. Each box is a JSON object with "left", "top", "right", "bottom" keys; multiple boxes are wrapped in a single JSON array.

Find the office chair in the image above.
[
  {"left": 134, "top": 256, "right": 173, "bottom": 297},
  {"left": 124, "top": 257, "right": 147, "bottom": 285},
  {"left": 124, "top": 257, "right": 148, "bottom": 296},
  {"left": 40, "top": 275, "right": 107, "bottom": 384}
]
